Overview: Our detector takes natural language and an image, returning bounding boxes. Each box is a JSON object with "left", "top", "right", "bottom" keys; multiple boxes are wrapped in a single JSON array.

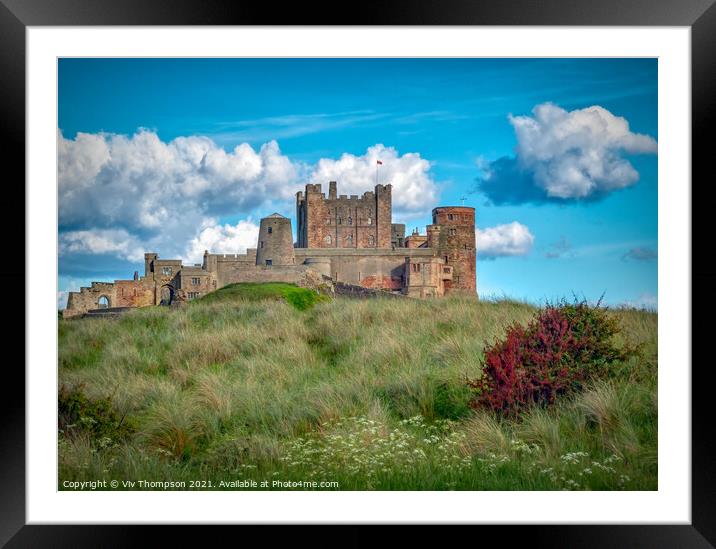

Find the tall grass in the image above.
[{"left": 58, "top": 285, "right": 657, "bottom": 490}]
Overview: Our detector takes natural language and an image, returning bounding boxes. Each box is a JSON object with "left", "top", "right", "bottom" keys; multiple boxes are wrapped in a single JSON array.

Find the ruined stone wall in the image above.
[
  {"left": 431, "top": 206, "right": 477, "bottom": 295},
  {"left": 64, "top": 282, "right": 117, "bottom": 318}
]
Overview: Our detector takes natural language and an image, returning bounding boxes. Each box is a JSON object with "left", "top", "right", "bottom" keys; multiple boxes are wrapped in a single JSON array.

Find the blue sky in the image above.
[{"left": 58, "top": 58, "right": 657, "bottom": 309}]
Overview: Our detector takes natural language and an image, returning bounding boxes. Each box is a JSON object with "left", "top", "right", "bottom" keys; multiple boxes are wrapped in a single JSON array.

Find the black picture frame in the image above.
[{"left": 2, "top": 0, "right": 713, "bottom": 546}]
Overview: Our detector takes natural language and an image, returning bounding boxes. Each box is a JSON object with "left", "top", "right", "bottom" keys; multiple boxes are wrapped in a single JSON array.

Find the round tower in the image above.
[
  {"left": 256, "top": 213, "right": 295, "bottom": 266},
  {"left": 431, "top": 206, "right": 477, "bottom": 295}
]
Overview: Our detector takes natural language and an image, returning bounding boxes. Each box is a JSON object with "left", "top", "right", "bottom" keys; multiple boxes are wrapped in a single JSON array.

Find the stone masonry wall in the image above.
[
  {"left": 114, "top": 278, "right": 155, "bottom": 308},
  {"left": 64, "top": 282, "right": 117, "bottom": 318}
]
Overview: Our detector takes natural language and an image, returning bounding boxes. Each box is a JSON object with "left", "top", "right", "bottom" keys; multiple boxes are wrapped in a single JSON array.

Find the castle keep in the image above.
[{"left": 63, "top": 181, "right": 477, "bottom": 317}]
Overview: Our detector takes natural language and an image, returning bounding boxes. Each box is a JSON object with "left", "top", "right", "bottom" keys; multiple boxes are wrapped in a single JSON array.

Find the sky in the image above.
[{"left": 57, "top": 58, "right": 658, "bottom": 310}]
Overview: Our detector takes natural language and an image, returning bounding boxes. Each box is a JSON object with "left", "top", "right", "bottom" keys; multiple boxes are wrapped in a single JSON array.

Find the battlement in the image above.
[
  {"left": 305, "top": 183, "right": 323, "bottom": 193},
  {"left": 432, "top": 206, "right": 475, "bottom": 226}
]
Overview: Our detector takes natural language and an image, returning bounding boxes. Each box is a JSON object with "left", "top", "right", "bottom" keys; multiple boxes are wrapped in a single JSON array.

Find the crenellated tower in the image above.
[{"left": 296, "top": 181, "right": 393, "bottom": 249}]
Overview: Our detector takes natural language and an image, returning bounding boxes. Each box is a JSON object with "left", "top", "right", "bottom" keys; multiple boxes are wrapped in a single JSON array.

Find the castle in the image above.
[{"left": 63, "top": 181, "right": 477, "bottom": 317}]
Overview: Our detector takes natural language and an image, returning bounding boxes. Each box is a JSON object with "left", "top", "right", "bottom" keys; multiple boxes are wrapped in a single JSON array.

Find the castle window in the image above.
[
  {"left": 98, "top": 296, "right": 110, "bottom": 308},
  {"left": 265, "top": 259, "right": 273, "bottom": 266},
  {"left": 260, "top": 241, "right": 264, "bottom": 248},
  {"left": 367, "top": 217, "right": 372, "bottom": 225},
  {"left": 444, "top": 255, "right": 449, "bottom": 263},
  {"left": 448, "top": 214, "right": 454, "bottom": 220},
  {"left": 187, "top": 292, "right": 199, "bottom": 300},
  {"left": 412, "top": 263, "right": 421, "bottom": 273},
  {"left": 162, "top": 267, "right": 172, "bottom": 276},
  {"left": 348, "top": 217, "right": 353, "bottom": 225},
  {"left": 268, "top": 226, "right": 273, "bottom": 234},
  {"left": 368, "top": 235, "right": 374, "bottom": 246},
  {"left": 338, "top": 217, "right": 342, "bottom": 225},
  {"left": 346, "top": 235, "right": 353, "bottom": 246},
  {"left": 324, "top": 235, "right": 332, "bottom": 245},
  {"left": 449, "top": 228, "right": 457, "bottom": 236},
  {"left": 327, "top": 218, "right": 331, "bottom": 225},
  {"left": 191, "top": 277, "right": 200, "bottom": 285}
]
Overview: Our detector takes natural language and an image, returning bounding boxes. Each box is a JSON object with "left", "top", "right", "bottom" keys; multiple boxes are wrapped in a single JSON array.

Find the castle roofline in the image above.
[{"left": 264, "top": 212, "right": 287, "bottom": 218}]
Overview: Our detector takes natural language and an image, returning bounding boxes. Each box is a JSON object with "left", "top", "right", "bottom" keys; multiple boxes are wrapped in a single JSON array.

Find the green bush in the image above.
[
  {"left": 198, "top": 282, "right": 328, "bottom": 311},
  {"left": 58, "top": 384, "right": 134, "bottom": 443},
  {"left": 432, "top": 381, "right": 473, "bottom": 420}
]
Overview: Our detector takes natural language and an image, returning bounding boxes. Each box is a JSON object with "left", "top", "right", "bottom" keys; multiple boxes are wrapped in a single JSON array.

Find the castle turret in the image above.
[
  {"left": 256, "top": 213, "right": 295, "bottom": 266},
  {"left": 431, "top": 206, "right": 476, "bottom": 295},
  {"left": 144, "top": 253, "right": 158, "bottom": 277}
]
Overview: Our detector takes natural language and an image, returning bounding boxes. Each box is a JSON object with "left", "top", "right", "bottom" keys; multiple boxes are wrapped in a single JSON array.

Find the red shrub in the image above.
[{"left": 468, "top": 300, "right": 633, "bottom": 417}]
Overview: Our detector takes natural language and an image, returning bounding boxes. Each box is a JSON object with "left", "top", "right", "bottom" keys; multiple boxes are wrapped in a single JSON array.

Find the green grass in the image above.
[
  {"left": 197, "top": 282, "right": 328, "bottom": 311},
  {"left": 58, "top": 284, "right": 657, "bottom": 491}
]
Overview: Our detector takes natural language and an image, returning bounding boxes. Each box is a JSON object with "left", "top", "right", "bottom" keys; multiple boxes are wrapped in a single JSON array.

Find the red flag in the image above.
[{"left": 376, "top": 160, "right": 383, "bottom": 165}]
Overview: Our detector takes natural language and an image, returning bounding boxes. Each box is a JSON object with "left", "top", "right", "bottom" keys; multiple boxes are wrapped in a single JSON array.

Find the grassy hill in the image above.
[{"left": 58, "top": 283, "right": 657, "bottom": 490}]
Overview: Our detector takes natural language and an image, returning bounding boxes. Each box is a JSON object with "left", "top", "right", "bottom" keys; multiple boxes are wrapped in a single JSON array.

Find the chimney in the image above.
[{"left": 329, "top": 181, "right": 337, "bottom": 200}]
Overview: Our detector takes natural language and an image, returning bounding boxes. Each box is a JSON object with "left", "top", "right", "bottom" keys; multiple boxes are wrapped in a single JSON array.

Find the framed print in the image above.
[{"left": 3, "top": 0, "right": 714, "bottom": 546}]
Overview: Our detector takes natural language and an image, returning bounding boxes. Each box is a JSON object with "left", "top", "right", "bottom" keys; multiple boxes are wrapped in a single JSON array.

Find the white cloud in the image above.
[
  {"left": 184, "top": 220, "right": 260, "bottom": 264},
  {"left": 57, "top": 290, "right": 69, "bottom": 310},
  {"left": 59, "top": 130, "right": 305, "bottom": 235},
  {"left": 508, "top": 103, "right": 657, "bottom": 199},
  {"left": 59, "top": 228, "right": 146, "bottom": 262},
  {"left": 476, "top": 222, "right": 534, "bottom": 258},
  {"left": 309, "top": 144, "right": 438, "bottom": 214}
]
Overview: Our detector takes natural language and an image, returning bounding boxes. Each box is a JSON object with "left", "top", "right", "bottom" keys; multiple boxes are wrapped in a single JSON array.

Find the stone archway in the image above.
[
  {"left": 98, "top": 295, "right": 111, "bottom": 309},
  {"left": 159, "top": 285, "right": 174, "bottom": 306}
]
